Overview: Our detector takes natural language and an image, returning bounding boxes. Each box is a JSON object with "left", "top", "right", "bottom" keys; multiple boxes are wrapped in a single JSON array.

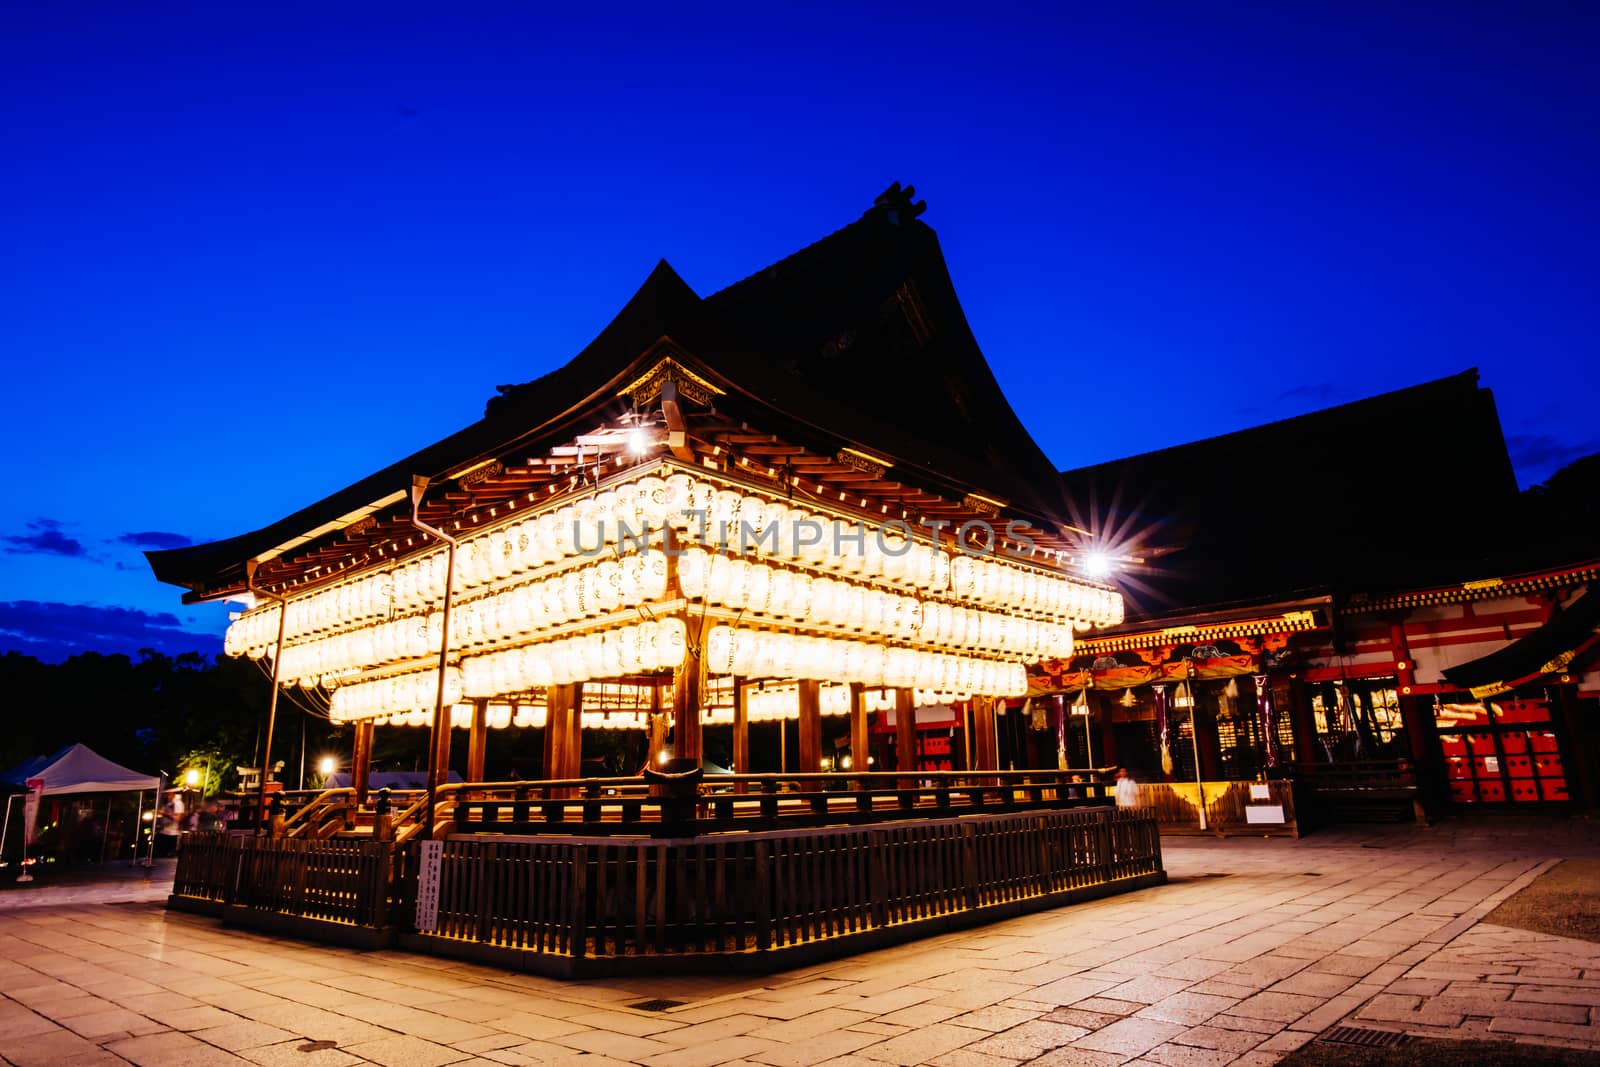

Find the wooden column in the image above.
[
  {"left": 732, "top": 677, "right": 750, "bottom": 789},
  {"left": 671, "top": 616, "right": 705, "bottom": 766},
  {"left": 351, "top": 719, "right": 374, "bottom": 808},
  {"left": 647, "top": 681, "right": 667, "bottom": 771},
  {"left": 1094, "top": 692, "right": 1119, "bottom": 769},
  {"left": 428, "top": 701, "right": 452, "bottom": 792},
  {"left": 1286, "top": 676, "right": 1318, "bottom": 764},
  {"left": 848, "top": 684, "right": 871, "bottom": 777},
  {"left": 467, "top": 698, "right": 488, "bottom": 783},
  {"left": 1553, "top": 683, "right": 1596, "bottom": 811},
  {"left": 895, "top": 687, "right": 918, "bottom": 781},
  {"left": 797, "top": 679, "right": 823, "bottom": 776},
  {"left": 545, "top": 684, "right": 583, "bottom": 780},
  {"left": 1398, "top": 692, "right": 1445, "bottom": 818},
  {"left": 954, "top": 703, "right": 970, "bottom": 771},
  {"left": 1194, "top": 699, "right": 1223, "bottom": 781},
  {"left": 971, "top": 696, "right": 1001, "bottom": 771}
]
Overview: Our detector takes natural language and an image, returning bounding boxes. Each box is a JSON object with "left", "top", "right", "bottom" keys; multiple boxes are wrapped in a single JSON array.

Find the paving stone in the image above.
[
  {"left": 1071, "top": 1017, "right": 1187, "bottom": 1056},
  {"left": 962, "top": 1020, "right": 1088, "bottom": 1058},
  {"left": 340, "top": 1032, "right": 474, "bottom": 1067},
  {"left": 852, "top": 1022, "right": 990, "bottom": 1065},
  {"left": 1142, "top": 1043, "right": 1239, "bottom": 1067},
  {"left": 1132, "top": 992, "right": 1238, "bottom": 1028},
  {"left": 1169, "top": 1023, "right": 1263, "bottom": 1053},
  {"left": 104, "top": 1030, "right": 256, "bottom": 1066}
]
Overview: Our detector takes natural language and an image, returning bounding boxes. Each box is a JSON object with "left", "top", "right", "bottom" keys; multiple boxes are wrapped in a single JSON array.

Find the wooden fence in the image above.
[
  {"left": 172, "top": 832, "right": 397, "bottom": 930},
  {"left": 403, "top": 806, "right": 1163, "bottom": 975}
]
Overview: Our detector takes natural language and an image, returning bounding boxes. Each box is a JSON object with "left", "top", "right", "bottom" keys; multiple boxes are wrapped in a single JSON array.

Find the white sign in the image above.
[
  {"left": 22, "top": 778, "right": 43, "bottom": 846},
  {"left": 415, "top": 840, "right": 444, "bottom": 933},
  {"left": 1245, "top": 804, "right": 1286, "bottom": 824},
  {"left": 1249, "top": 783, "right": 1271, "bottom": 801}
]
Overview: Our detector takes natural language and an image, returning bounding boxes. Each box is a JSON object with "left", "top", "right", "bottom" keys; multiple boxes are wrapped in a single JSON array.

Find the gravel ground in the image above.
[{"left": 1481, "top": 857, "right": 1600, "bottom": 943}]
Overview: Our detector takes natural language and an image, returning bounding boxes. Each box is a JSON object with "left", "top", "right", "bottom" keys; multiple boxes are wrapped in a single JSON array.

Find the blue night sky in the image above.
[{"left": 2, "top": 3, "right": 1596, "bottom": 661}]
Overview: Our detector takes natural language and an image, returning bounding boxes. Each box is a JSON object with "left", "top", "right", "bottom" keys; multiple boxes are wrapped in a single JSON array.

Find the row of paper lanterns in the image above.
[
  {"left": 225, "top": 471, "right": 1120, "bottom": 657},
  {"left": 247, "top": 543, "right": 1075, "bottom": 690}
]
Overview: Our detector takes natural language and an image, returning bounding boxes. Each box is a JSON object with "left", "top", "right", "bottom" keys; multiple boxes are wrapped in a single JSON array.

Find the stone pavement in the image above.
[{"left": 0, "top": 820, "right": 1596, "bottom": 1067}]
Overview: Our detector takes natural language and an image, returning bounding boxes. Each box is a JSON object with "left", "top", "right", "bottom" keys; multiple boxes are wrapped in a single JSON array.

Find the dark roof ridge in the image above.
[{"left": 1059, "top": 368, "right": 1484, "bottom": 476}]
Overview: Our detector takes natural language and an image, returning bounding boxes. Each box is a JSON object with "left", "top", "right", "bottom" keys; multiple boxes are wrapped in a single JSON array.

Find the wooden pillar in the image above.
[
  {"left": 545, "top": 684, "right": 583, "bottom": 780},
  {"left": 954, "top": 703, "right": 969, "bottom": 771},
  {"left": 428, "top": 700, "right": 452, "bottom": 792},
  {"left": 895, "top": 687, "right": 917, "bottom": 781},
  {"left": 971, "top": 696, "right": 1001, "bottom": 771},
  {"left": 671, "top": 616, "right": 705, "bottom": 766},
  {"left": 351, "top": 719, "right": 374, "bottom": 807},
  {"left": 732, "top": 678, "right": 750, "bottom": 789},
  {"left": 1094, "top": 691, "right": 1119, "bottom": 769},
  {"left": 467, "top": 698, "right": 488, "bottom": 783},
  {"left": 849, "top": 684, "right": 871, "bottom": 777},
  {"left": 1398, "top": 692, "right": 1445, "bottom": 817},
  {"left": 1553, "top": 683, "right": 1596, "bottom": 811},
  {"left": 647, "top": 681, "right": 667, "bottom": 770},
  {"left": 797, "top": 679, "right": 823, "bottom": 776},
  {"left": 1286, "top": 676, "right": 1318, "bottom": 764},
  {"left": 1194, "top": 698, "right": 1224, "bottom": 781}
]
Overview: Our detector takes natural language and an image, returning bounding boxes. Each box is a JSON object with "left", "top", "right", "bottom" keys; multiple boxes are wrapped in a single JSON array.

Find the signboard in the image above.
[
  {"left": 414, "top": 840, "right": 444, "bottom": 933},
  {"left": 22, "top": 778, "right": 43, "bottom": 846},
  {"left": 1249, "top": 783, "right": 1271, "bottom": 801},
  {"left": 1245, "top": 804, "right": 1286, "bottom": 825}
]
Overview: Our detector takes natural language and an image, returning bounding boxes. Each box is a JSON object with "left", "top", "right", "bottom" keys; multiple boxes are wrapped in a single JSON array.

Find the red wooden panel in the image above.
[
  {"left": 1500, "top": 732, "right": 1528, "bottom": 754},
  {"left": 1531, "top": 731, "right": 1561, "bottom": 753},
  {"left": 1540, "top": 779, "right": 1570, "bottom": 802},
  {"left": 1450, "top": 781, "right": 1478, "bottom": 803},
  {"left": 1478, "top": 780, "right": 1506, "bottom": 802},
  {"left": 1474, "top": 755, "right": 1502, "bottom": 776},
  {"left": 1505, "top": 755, "right": 1534, "bottom": 779},
  {"left": 1466, "top": 731, "right": 1495, "bottom": 753},
  {"left": 1440, "top": 736, "right": 1467, "bottom": 757},
  {"left": 1446, "top": 757, "right": 1473, "bottom": 780},
  {"left": 1535, "top": 754, "right": 1565, "bottom": 775},
  {"left": 1509, "top": 780, "right": 1540, "bottom": 803},
  {"left": 1494, "top": 700, "right": 1550, "bottom": 725}
]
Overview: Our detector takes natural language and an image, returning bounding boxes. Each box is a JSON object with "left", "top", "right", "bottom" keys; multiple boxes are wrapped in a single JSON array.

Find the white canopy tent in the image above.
[
  {"left": 2, "top": 743, "right": 160, "bottom": 796},
  {"left": 1, "top": 744, "right": 162, "bottom": 867}
]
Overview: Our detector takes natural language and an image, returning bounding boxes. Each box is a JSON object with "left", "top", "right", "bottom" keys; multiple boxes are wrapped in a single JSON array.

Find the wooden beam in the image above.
[
  {"left": 671, "top": 615, "right": 705, "bottom": 766},
  {"left": 797, "top": 679, "right": 822, "bottom": 779},
  {"left": 849, "top": 683, "right": 870, "bottom": 779},
  {"left": 733, "top": 677, "right": 750, "bottom": 789},
  {"left": 661, "top": 380, "right": 696, "bottom": 463},
  {"left": 351, "top": 719, "right": 374, "bottom": 808},
  {"left": 467, "top": 698, "right": 488, "bottom": 782},
  {"left": 896, "top": 687, "right": 917, "bottom": 784}
]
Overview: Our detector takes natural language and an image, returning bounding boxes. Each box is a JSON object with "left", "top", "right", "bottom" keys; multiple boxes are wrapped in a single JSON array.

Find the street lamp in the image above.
[{"left": 317, "top": 756, "right": 336, "bottom": 780}]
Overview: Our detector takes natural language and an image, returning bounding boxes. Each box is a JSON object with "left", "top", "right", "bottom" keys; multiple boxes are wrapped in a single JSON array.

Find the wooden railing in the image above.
[
  {"left": 1294, "top": 760, "right": 1422, "bottom": 824},
  {"left": 409, "top": 806, "right": 1161, "bottom": 965},
  {"left": 173, "top": 831, "right": 398, "bottom": 927},
  {"left": 448, "top": 769, "right": 1115, "bottom": 837}
]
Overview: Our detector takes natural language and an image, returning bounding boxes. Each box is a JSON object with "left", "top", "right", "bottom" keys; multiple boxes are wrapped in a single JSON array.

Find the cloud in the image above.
[
  {"left": 0, "top": 601, "right": 222, "bottom": 663},
  {"left": 1507, "top": 434, "right": 1599, "bottom": 475},
  {"left": 1276, "top": 381, "right": 1345, "bottom": 404},
  {"left": 3, "top": 518, "right": 88, "bottom": 558},
  {"left": 116, "top": 531, "right": 194, "bottom": 550}
]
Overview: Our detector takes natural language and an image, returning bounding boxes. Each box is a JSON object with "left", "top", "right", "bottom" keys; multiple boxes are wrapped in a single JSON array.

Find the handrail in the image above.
[{"left": 280, "top": 788, "right": 357, "bottom": 836}]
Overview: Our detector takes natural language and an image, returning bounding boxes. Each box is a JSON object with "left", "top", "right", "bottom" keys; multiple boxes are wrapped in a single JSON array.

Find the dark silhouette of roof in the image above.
[
  {"left": 1059, "top": 369, "right": 1522, "bottom": 616},
  {"left": 149, "top": 185, "right": 1077, "bottom": 595}
]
